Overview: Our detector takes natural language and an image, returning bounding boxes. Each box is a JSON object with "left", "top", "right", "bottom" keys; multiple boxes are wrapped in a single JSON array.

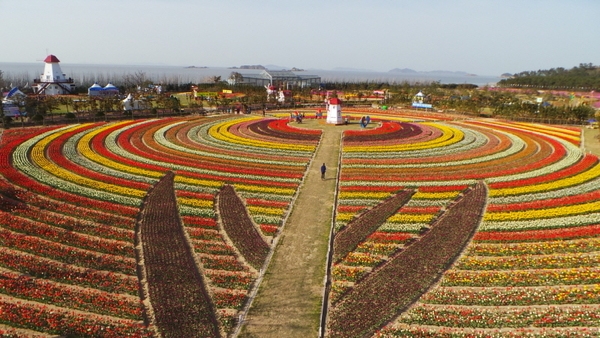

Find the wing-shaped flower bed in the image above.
[
  {"left": 333, "top": 189, "right": 415, "bottom": 263},
  {"left": 327, "top": 181, "right": 487, "bottom": 338},
  {"left": 136, "top": 171, "right": 221, "bottom": 337},
  {"left": 216, "top": 184, "right": 270, "bottom": 270}
]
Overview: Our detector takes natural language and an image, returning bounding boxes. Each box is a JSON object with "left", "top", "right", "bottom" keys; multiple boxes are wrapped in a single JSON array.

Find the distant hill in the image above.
[{"left": 388, "top": 68, "right": 418, "bottom": 74}]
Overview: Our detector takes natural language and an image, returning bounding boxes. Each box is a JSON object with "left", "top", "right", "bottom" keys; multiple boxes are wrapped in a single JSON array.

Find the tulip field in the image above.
[{"left": 0, "top": 110, "right": 599, "bottom": 337}]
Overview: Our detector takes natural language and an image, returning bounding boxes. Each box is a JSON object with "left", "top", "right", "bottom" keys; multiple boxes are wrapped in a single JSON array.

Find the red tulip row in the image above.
[
  {"left": 117, "top": 126, "right": 304, "bottom": 187},
  {"left": 2, "top": 200, "right": 133, "bottom": 242},
  {"left": 0, "top": 269, "right": 142, "bottom": 319},
  {"left": 0, "top": 246, "right": 138, "bottom": 295},
  {"left": 0, "top": 296, "right": 152, "bottom": 337},
  {"left": 241, "top": 118, "right": 321, "bottom": 142},
  {"left": 489, "top": 153, "right": 598, "bottom": 190},
  {"left": 120, "top": 119, "right": 307, "bottom": 179},
  {"left": 0, "top": 227, "right": 135, "bottom": 274},
  {"left": 327, "top": 182, "right": 487, "bottom": 338},
  {"left": 217, "top": 185, "right": 270, "bottom": 270},
  {"left": 0, "top": 212, "right": 134, "bottom": 257},
  {"left": 0, "top": 130, "right": 138, "bottom": 217},
  {"left": 398, "top": 303, "right": 600, "bottom": 328},
  {"left": 266, "top": 118, "right": 323, "bottom": 136},
  {"left": 344, "top": 121, "right": 401, "bottom": 137},
  {"left": 0, "top": 177, "right": 136, "bottom": 227},
  {"left": 138, "top": 171, "right": 221, "bottom": 337},
  {"left": 487, "top": 188, "right": 600, "bottom": 213},
  {"left": 345, "top": 122, "right": 423, "bottom": 142},
  {"left": 333, "top": 189, "right": 415, "bottom": 262},
  {"left": 474, "top": 224, "right": 600, "bottom": 242},
  {"left": 46, "top": 125, "right": 152, "bottom": 192}
]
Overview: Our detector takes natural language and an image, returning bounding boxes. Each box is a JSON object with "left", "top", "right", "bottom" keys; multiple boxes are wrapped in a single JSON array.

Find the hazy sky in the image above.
[{"left": 1, "top": 0, "right": 599, "bottom": 76}]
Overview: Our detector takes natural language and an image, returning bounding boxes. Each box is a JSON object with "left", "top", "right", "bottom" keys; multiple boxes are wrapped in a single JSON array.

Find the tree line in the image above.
[{"left": 498, "top": 63, "right": 600, "bottom": 90}]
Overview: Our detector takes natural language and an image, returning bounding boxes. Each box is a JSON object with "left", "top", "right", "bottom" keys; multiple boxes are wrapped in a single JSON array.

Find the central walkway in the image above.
[{"left": 239, "top": 119, "right": 349, "bottom": 338}]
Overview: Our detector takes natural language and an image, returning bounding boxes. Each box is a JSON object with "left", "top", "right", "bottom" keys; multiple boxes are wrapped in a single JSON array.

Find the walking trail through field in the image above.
[{"left": 239, "top": 118, "right": 354, "bottom": 338}]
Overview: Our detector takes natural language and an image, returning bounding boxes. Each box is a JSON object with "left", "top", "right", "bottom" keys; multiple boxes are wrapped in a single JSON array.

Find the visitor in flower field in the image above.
[{"left": 321, "top": 163, "right": 326, "bottom": 180}]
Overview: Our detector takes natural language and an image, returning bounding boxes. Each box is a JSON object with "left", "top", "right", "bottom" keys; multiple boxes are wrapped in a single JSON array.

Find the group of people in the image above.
[{"left": 290, "top": 111, "right": 305, "bottom": 123}]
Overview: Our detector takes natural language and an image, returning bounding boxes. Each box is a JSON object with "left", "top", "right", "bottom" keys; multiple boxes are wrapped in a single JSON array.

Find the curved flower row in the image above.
[{"left": 329, "top": 110, "right": 600, "bottom": 336}]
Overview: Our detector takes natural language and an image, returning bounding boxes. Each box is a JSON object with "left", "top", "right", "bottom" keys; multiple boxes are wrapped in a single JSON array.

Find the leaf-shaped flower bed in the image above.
[
  {"left": 136, "top": 171, "right": 221, "bottom": 337},
  {"left": 327, "top": 181, "right": 488, "bottom": 338},
  {"left": 333, "top": 189, "right": 415, "bottom": 263},
  {"left": 216, "top": 184, "right": 270, "bottom": 270}
]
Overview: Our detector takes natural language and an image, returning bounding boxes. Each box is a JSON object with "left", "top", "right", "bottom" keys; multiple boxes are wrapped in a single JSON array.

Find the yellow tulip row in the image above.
[
  {"left": 387, "top": 213, "right": 435, "bottom": 223},
  {"left": 497, "top": 120, "right": 581, "bottom": 144},
  {"left": 78, "top": 122, "right": 222, "bottom": 190},
  {"left": 31, "top": 125, "right": 146, "bottom": 198},
  {"left": 344, "top": 123, "right": 464, "bottom": 152},
  {"left": 208, "top": 117, "right": 315, "bottom": 152},
  {"left": 489, "top": 162, "right": 600, "bottom": 197},
  {"left": 338, "top": 191, "right": 392, "bottom": 200},
  {"left": 484, "top": 200, "right": 600, "bottom": 222},
  {"left": 177, "top": 197, "right": 214, "bottom": 209},
  {"left": 412, "top": 190, "right": 461, "bottom": 200},
  {"left": 247, "top": 205, "right": 285, "bottom": 216},
  {"left": 31, "top": 123, "right": 220, "bottom": 210},
  {"left": 233, "top": 183, "right": 295, "bottom": 196},
  {"left": 78, "top": 122, "right": 163, "bottom": 179}
]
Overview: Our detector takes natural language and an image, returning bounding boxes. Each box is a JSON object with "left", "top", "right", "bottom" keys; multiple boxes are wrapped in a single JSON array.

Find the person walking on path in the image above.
[{"left": 321, "top": 163, "right": 327, "bottom": 180}]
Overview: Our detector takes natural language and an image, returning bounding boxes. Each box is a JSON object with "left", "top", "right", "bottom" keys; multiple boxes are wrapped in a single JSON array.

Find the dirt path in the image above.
[{"left": 238, "top": 119, "right": 354, "bottom": 338}]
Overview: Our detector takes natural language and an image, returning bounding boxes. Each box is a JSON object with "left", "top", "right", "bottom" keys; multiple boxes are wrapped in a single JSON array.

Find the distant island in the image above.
[
  {"left": 228, "top": 65, "right": 304, "bottom": 71},
  {"left": 388, "top": 68, "right": 477, "bottom": 76},
  {"left": 184, "top": 66, "right": 207, "bottom": 69},
  {"left": 229, "top": 65, "right": 266, "bottom": 70}
]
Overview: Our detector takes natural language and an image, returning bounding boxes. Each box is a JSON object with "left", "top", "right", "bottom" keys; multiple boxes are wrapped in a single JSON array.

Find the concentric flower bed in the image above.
[
  {"left": 0, "top": 116, "right": 319, "bottom": 336},
  {"left": 329, "top": 114, "right": 600, "bottom": 337},
  {"left": 1, "top": 110, "right": 600, "bottom": 337}
]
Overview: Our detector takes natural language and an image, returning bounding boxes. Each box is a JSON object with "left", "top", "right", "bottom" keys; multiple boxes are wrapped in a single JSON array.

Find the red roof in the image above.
[
  {"left": 329, "top": 97, "right": 342, "bottom": 104},
  {"left": 44, "top": 55, "right": 61, "bottom": 63}
]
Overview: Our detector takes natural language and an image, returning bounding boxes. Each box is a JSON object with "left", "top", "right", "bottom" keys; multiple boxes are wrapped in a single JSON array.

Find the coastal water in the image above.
[{"left": 0, "top": 62, "right": 501, "bottom": 87}]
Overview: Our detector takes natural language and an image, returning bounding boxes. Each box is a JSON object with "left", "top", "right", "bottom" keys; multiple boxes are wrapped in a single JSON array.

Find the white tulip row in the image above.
[
  {"left": 480, "top": 212, "right": 600, "bottom": 232},
  {"left": 342, "top": 126, "right": 485, "bottom": 159},
  {"left": 489, "top": 176, "right": 600, "bottom": 205},
  {"left": 103, "top": 122, "right": 302, "bottom": 185},
  {"left": 12, "top": 127, "right": 141, "bottom": 206}
]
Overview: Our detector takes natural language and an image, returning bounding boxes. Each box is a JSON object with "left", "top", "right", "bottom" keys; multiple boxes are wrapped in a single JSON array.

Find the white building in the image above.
[
  {"left": 33, "top": 55, "right": 76, "bottom": 95},
  {"left": 326, "top": 97, "right": 344, "bottom": 124}
]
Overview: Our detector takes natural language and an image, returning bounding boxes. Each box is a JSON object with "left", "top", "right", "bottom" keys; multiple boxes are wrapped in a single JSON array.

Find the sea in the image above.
[{"left": 0, "top": 62, "right": 501, "bottom": 88}]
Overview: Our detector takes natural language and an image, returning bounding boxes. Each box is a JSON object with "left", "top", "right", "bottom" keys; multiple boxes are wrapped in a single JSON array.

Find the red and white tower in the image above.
[
  {"left": 33, "top": 55, "right": 76, "bottom": 95},
  {"left": 326, "top": 97, "right": 343, "bottom": 124}
]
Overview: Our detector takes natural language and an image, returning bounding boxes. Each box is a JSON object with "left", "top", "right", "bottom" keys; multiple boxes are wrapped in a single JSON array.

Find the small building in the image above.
[
  {"left": 326, "top": 97, "right": 344, "bottom": 124},
  {"left": 412, "top": 91, "right": 433, "bottom": 109},
  {"left": 33, "top": 55, "right": 76, "bottom": 95}
]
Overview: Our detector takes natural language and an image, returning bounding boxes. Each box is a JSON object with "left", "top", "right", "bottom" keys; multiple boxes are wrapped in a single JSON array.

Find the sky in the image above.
[{"left": 1, "top": 0, "right": 599, "bottom": 76}]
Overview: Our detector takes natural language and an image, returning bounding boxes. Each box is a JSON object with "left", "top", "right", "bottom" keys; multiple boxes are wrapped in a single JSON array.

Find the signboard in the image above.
[{"left": 412, "top": 103, "right": 433, "bottom": 109}]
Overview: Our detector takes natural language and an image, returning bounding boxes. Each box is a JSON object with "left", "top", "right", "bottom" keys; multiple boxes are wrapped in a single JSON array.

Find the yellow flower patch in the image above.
[
  {"left": 344, "top": 123, "right": 463, "bottom": 152},
  {"left": 413, "top": 190, "right": 461, "bottom": 200},
  {"left": 247, "top": 205, "right": 285, "bottom": 216},
  {"left": 387, "top": 213, "right": 435, "bottom": 223},
  {"left": 209, "top": 118, "right": 315, "bottom": 151},
  {"left": 338, "top": 191, "right": 391, "bottom": 200},
  {"left": 484, "top": 200, "right": 600, "bottom": 221},
  {"left": 489, "top": 163, "right": 600, "bottom": 197}
]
